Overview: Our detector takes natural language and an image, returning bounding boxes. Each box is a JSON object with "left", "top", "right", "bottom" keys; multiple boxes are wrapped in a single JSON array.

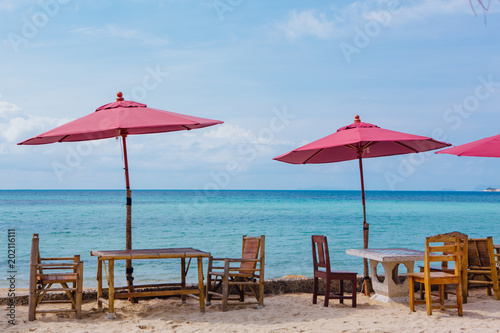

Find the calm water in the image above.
[{"left": 1, "top": 190, "right": 499, "bottom": 288}]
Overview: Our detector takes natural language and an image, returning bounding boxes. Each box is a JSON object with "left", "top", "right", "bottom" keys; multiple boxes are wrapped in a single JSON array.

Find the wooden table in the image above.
[
  {"left": 346, "top": 248, "right": 425, "bottom": 303},
  {"left": 90, "top": 248, "right": 210, "bottom": 319}
]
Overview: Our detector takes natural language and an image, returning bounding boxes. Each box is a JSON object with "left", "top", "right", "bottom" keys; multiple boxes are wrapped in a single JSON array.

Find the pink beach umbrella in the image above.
[
  {"left": 273, "top": 115, "right": 451, "bottom": 294},
  {"left": 435, "top": 134, "right": 500, "bottom": 157},
  {"left": 18, "top": 92, "right": 223, "bottom": 288}
]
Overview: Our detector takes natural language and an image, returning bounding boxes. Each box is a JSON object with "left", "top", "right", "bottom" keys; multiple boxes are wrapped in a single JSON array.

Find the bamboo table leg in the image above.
[
  {"left": 107, "top": 259, "right": 115, "bottom": 319},
  {"left": 97, "top": 259, "right": 103, "bottom": 309},
  {"left": 198, "top": 256, "right": 205, "bottom": 313},
  {"left": 181, "top": 258, "right": 186, "bottom": 303}
]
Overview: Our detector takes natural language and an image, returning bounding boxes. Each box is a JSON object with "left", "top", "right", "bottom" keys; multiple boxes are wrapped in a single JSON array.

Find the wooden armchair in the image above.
[
  {"left": 408, "top": 234, "right": 463, "bottom": 316},
  {"left": 418, "top": 231, "right": 468, "bottom": 303},
  {"left": 206, "top": 235, "right": 265, "bottom": 311},
  {"left": 312, "top": 235, "right": 357, "bottom": 307},
  {"left": 28, "top": 234, "right": 83, "bottom": 321},
  {"left": 467, "top": 237, "right": 499, "bottom": 300}
]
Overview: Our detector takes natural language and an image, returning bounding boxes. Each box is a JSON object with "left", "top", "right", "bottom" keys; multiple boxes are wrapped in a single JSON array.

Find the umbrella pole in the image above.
[
  {"left": 358, "top": 155, "right": 370, "bottom": 296},
  {"left": 122, "top": 134, "right": 136, "bottom": 300}
]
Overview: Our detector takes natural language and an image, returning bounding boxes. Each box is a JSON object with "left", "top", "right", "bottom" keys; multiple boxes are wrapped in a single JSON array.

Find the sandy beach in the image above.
[{"left": 2, "top": 288, "right": 499, "bottom": 333}]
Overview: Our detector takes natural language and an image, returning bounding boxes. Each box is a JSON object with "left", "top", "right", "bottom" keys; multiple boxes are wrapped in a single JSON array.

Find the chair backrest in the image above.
[
  {"left": 425, "top": 234, "right": 461, "bottom": 277},
  {"left": 239, "top": 235, "right": 264, "bottom": 275},
  {"left": 312, "top": 235, "right": 330, "bottom": 274},
  {"left": 435, "top": 231, "right": 468, "bottom": 271},
  {"left": 468, "top": 237, "right": 496, "bottom": 270}
]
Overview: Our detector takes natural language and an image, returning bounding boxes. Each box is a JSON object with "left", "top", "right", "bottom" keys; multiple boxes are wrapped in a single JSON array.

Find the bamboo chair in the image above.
[
  {"left": 408, "top": 235, "right": 463, "bottom": 316},
  {"left": 312, "top": 235, "right": 357, "bottom": 308},
  {"left": 418, "top": 231, "right": 468, "bottom": 303},
  {"left": 467, "top": 237, "right": 500, "bottom": 300},
  {"left": 28, "top": 234, "right": 83, "bottom": 321},
  {"left": 206, "top": 235, "right": 265, "bottom": 311}
]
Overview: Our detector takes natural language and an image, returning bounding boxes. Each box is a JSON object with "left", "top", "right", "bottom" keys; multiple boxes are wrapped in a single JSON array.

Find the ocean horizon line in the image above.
[{"left": 0, "top": 188, "right": 491, "bottom": 192}]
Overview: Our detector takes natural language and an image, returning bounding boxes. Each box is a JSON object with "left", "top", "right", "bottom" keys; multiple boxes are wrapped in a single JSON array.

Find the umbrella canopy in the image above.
[
  {"left": 435, "top": 134, "right": 500, "bottom": 157},
  {"left": 273, "top": 115, "right": 451, "bottom": 294},
  {"left": 19, "top": 94, "right": 222, "bottom": 145},
  {"left": 274, "top": 116, "right": 450, "bottom": 164},
  {"left": 18, "top": 92, "right": 223, "bottom": 291}
]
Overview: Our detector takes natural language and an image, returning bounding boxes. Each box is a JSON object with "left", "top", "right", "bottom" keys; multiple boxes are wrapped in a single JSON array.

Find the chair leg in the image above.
[
  {"left": 258, "top": 280, "right": 264, "bottom": 308},
  {"left": 324, "top": 278, "right": 331, "bottom": 307},
  {"left": 419, "top": 282, "right": 424, "bottom": 300},
  {"left": 409, "top": 276, "right": 415, "bottom": 312},
  {"left": 351, "top": 277, "right": 357, "bottom": 308},
  {"left": 339, "top": 280, "right": 344, "bottom": 304},
  {"left": 424, "top": 281, "right": 432, "bottom": 316},
  {"left": 222, "top": 275, "right": 229, "bottom": 312},
  {"left": 76, "top": 262, "right": 83, "bottom": 319},
  {"left": 238, "top": 283, "right": 245, "bottom": 302},
  {"left": 312, "top": 277, "right": 318, "bottom": 304},
  {"left": 456, "top": 282, "right": 463, "bottom": 317},
  {"left": 28, "top": 283, "right": 37, "bottom": 321},
  {"left": 439, "top": 285, "right": 445, "bottom": 307},
  {"left": 205, "top": 274, "right": 212, "bottom": 305},
  {"left": 222, "top": 259, "right": 230, "bottom": 312},
  {"left": 462, "top": 271, "right": 468, "bottom": 304},
  {"left": 493, "top": 283, "right": 500, "bottom": 301},
  {"left": 489, "top": 274, "right": 500, "bottom": 300}
]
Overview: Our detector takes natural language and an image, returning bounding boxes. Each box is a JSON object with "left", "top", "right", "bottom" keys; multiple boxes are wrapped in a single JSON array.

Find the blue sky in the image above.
[{"left": 1, "top": 0, "right": 500, "bottom": 191}]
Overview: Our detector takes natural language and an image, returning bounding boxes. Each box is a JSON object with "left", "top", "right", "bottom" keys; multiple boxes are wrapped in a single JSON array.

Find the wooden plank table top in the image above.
[{"left": 90, "top": 248, "right": 210, "bottom": 260}]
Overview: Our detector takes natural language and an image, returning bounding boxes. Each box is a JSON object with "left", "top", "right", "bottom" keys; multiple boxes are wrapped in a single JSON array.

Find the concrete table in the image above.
[{"left": 346, "top": 248, "right": 425, "bottom": 303}]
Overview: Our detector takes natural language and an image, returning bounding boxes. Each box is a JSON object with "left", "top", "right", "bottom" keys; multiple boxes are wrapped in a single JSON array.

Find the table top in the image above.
[
  {"left": 346, "top": 248, "right": 425, "bottom": 262},
  {"left": 90, "top": 248, "right": 211, "bottom": 260}
]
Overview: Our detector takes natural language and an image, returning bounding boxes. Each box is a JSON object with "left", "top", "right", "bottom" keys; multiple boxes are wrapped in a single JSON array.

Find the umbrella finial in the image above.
[
  {"left": 354, "top": 115, "right": 360, "bottom": 123},
  {"left": 116, "top": 92, "right": 124, "bottom": 102}
]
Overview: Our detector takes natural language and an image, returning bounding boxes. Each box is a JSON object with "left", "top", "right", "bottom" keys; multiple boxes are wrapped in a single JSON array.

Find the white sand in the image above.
[{"left": 2, "top": 289, "right": 499, "bottom": 333}]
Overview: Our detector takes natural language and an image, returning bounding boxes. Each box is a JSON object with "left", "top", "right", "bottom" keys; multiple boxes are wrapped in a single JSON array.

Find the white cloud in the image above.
[
  {"left": 0, "top": 0, "right": 15, "bottom": 10},
  {"left": 71, "top": 24, "right": 169, "bottom": 46},
  {"left": 203, "top": 123, "right": 290, "bottom": 146},
  {"left": 278, "top": 10, "right": 336, "bottom": 40},
  {"left": 0, "top": 98, "right": 68, "bottom": 144},
  {"left": 279, "top": 0, "right": 484, "bottom": 41},
  {"left": 203, "top": 123, "right": 255, "bottom": 141}
]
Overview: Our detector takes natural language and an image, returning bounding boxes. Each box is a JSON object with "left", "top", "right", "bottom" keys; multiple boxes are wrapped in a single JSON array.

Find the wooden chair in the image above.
[
  {"left": 28, "top": 234, "right": 83, "bottom": 321},
  {"left": 408, "top": 234, "right": 463, "bottom": 316},
  {"left": 467, "top": 237, "right": 499, "bottom": 300},
  {"left": 418, "top": 231, "right": 468, "bottom": 303},
  {"left": 206, "top": 235, "right": 265, "bottom": 311},
  {"left": 312, "top": 235, "right": 357, "bottom": 307}
]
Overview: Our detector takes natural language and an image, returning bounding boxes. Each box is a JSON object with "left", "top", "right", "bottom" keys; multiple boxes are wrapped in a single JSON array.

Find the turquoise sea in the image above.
[{"left": 1, "top": 190, "right": 499, "bottom": 288}]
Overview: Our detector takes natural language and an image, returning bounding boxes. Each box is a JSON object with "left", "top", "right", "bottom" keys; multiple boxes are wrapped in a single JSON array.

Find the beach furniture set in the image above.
[
  {"left": 346, "top": 232, "right": 500, "bottom": 316},
  {"left": 28, "top": 233, "right": 265, "bottom": 320},
  {"left": 27, "top": 231, "right": 499, "bottom": 320}
]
